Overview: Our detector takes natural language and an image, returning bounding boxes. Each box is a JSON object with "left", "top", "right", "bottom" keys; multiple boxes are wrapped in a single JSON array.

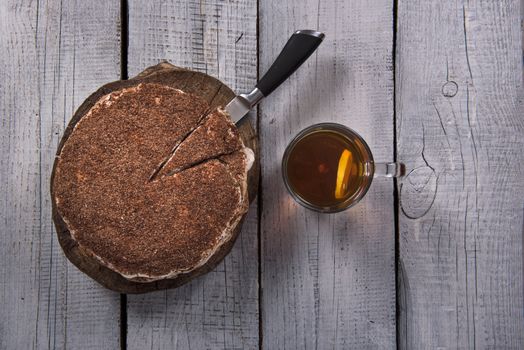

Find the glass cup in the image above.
[{"left": 282, "top": 123, "right": 404, "bottom": 213}]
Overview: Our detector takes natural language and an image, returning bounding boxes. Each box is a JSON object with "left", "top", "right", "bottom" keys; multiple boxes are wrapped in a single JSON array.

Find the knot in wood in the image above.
[
  {"left": 441, "top": 81, "right": 458, "bottom": 97},
  {"left": 400, "top": 166, "right": 438, "bottom": 219}
]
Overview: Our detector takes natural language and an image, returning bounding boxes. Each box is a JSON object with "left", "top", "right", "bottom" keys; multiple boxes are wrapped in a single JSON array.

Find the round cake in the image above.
[{"left": 52, "top": 82, "right": 254, "bottom": 282}]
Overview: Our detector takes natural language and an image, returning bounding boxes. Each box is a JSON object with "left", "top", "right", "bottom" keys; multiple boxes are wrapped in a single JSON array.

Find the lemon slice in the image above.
[{"left": 335, "top": 149, "right": 353, "bottom": 199}]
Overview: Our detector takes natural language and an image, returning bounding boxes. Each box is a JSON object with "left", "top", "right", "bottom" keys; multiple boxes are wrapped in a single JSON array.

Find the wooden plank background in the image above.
[
  {"left": 258, "top": 0, "right": 396, "bottom": 348},
  {"left": 397, "top": 0, "right": 524, "bottom": 348},
  {"left": 0, "top": 0, "right": 121, "bottom": 349},
  {"left": 0, "top": 0, "right": 522, "bottom": 349},
  {"left": 125, "top": 1, "right": 260, "bottom": 349}
]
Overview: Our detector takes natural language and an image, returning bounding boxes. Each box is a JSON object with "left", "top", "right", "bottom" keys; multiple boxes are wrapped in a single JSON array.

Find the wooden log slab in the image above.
[{"left": 50, "top": 62, "right": 259, "bottom": 294}]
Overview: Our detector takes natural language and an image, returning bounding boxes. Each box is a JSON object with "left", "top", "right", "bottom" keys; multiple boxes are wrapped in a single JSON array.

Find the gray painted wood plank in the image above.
[
  {"left": 396, "top": 0, "right": 524, "bottom": 348},
  {"left": 0, "top": 0, "right": 121, "bottom": 349},
  {"left": 259, "top": 0, "right": 396, "bottom": 348},
  {"left": 125, "top": 1, "right": 259, "bottom": 349}
]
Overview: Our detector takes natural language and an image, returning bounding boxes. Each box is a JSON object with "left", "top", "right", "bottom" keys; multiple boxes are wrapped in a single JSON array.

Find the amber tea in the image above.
[
  {"left": 283, "top": 123, "right": 403, "bottom": 212},
  {"left": 285, "top": 131, "right": 365, "bottom": 207},
  {"left": 283, "top": 124, "right": 375, "bottom": 212}
]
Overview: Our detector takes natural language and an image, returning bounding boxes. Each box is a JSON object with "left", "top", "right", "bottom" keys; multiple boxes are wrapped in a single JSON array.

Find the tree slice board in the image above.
[{"left": 51, "top": 62, "right": 259, "bottom": 294}]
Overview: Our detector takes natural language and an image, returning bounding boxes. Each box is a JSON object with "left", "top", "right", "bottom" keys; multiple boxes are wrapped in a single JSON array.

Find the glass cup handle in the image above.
[{"left": 373, "top": 162, "right": 405, "bottom": 178}]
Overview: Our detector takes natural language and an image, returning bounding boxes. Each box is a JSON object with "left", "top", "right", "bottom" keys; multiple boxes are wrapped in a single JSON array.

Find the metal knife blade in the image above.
[{"left": 225, "top": 88, "right": 264, "bottom": 124}]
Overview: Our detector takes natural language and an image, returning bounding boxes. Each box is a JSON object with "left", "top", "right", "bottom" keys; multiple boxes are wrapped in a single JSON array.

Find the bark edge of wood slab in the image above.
[{"left": 50, "top": 62, "right": 259, "bottom": 293}]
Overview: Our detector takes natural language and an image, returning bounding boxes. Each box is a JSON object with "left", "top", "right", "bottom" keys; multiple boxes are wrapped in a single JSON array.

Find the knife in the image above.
[{"left": 226, "top": 30, "right": 325, "bottom": 124}]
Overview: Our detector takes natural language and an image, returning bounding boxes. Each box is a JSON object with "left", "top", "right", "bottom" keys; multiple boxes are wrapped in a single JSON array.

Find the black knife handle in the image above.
[{"left": 256, "top": 30, "right": 325, "bottom": 97}]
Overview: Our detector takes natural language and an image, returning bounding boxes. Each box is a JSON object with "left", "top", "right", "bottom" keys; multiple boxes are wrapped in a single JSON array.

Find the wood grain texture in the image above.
[
  {"left": 259, "top": 0, "right": 396, "bottom": 348},
  {"left": 0, "top": 0, "right": 121, "bottom": 349},
  {"left": 126, "top": 1, "right": 259, "bottom": 349},
  {"left": 396, "top": 0, "right": 524, "bottom": 348},
  {"left": 52, "top": 63, "right": 259, "bottom": 294}
]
